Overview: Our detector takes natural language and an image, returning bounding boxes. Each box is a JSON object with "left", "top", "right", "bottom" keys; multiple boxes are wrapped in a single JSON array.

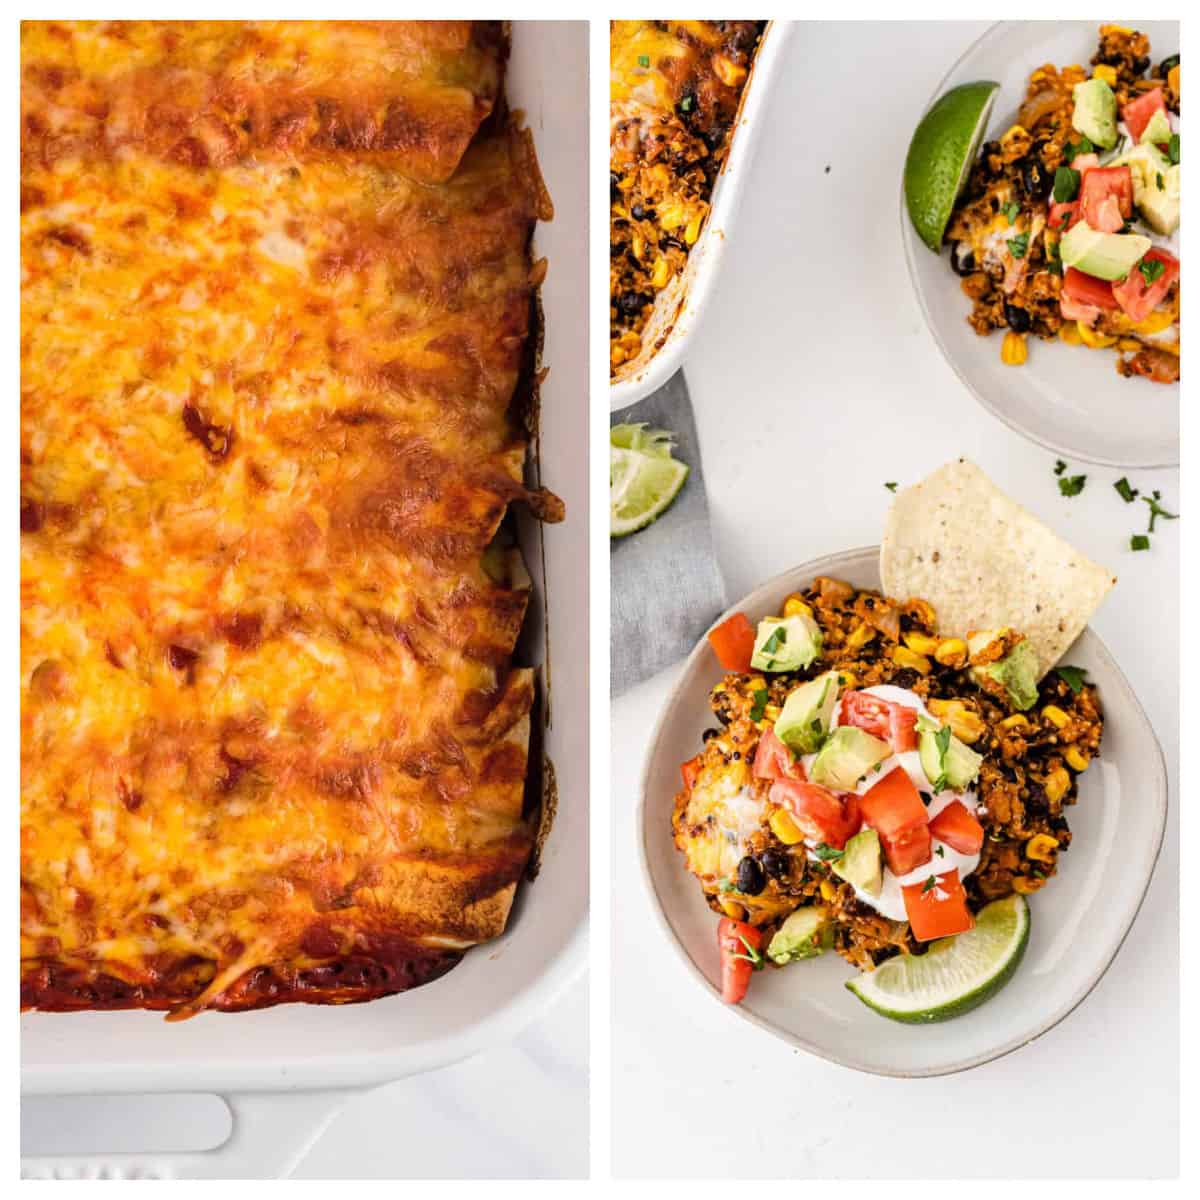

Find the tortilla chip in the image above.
[{"left": 880, "top": 459, "right": 1115, "bottom": 675}]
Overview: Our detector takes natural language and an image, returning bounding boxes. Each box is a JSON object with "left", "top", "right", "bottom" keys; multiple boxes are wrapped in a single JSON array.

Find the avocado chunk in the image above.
[
  {"left": 1060, "top": 222, "right": 1152, "bottom": 281},
  {"left": 832, "top": 828, "right": 883, "bottom": 897},
  {"left": 774, "top": 671, "right": 839, "bottom": 754},
  {"left": 918, "top": 724, "right": 984, "bottom": 792},
  {"left": 750, "top": 612, "right": 822, "bottom": 673},
  {"left": 766, "top": 906, "right": 833, "bottom": 965},
  {"left": 1139, "top": 107, "right": 1172, "bottom": 147},
  {"left": 1114, "top": 142, "right": 1179, "bottom": 235},
  {"left": 1072, "top": 77, "right": 1118, "bottom": 149},
  {"left": 810, "top": 726, "right": 891, "bottom": 791},
  {"left": 974, "top": 639, "right": 1040, "bottom": 711}
]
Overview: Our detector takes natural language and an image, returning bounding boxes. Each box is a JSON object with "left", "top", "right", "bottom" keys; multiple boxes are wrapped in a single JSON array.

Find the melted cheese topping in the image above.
[{"left": 21, "top": 21, "right": 552, "bottom": 1018}]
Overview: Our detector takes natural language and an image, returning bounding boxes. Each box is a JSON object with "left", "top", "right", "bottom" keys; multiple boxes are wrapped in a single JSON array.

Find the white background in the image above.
[{"left": 611, "top": 21, "right": 1179, "bottom": 1179}]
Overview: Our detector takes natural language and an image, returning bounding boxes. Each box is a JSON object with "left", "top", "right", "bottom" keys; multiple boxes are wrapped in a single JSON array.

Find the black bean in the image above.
[
  {"left": 609, "top": 172, "right": 620, "bottom": 200},
  {"left": 1005, "top": 303, "right": 1032, "bottom": 333},
  {"left": 736, "top": 855, "right": 766, "bottom": 895},
  {"left": 951, "top": 244, "right": 977, "bottom": 276},
  {"left": 617, "top": 291, "right": 651, "bottom": 317},
  {"left": 630, "top": 203, "right": 655, "bottom": 221},
  {"left": 1020, "top": 158, "right": 1051, "bottom": 199},
  {"left": 701, "top": 727, "right": 720, "bottom": 743},
  {"left": 1133, "top": 55, "right": 1151, "bottom": 75},
  {"left": 760, "top": 850, "right": 790, "bottom": 880},
  {"left": 891, "top": 668, "right": 919, "bottom": 690}
]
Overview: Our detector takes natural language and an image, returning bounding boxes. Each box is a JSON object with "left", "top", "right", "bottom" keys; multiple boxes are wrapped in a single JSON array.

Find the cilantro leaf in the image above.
[
  {"left": 761, "top": 626, "right": 786, "bottom": 655},
  {"left": 1054, "top": 459, "right": 1067, "bottom": 476},
  {"left": 1003, "top": 201, "right": 1021, "bottom": 225},
  {"left": 1055, "top": 665, "right": 1087, "bottom": 694},
  {"left": 1114, "top": 477, "right": 1138, "bottom": 503},
  {"left": 884, "top": 481, "right": 898, "bottom": 492},
  {"left": 1131, "top": 534, "right": 1151, "bottom": 551},
  {"left": 1142, "top": 493, "right": 1178, "bottom": 532},
  {"left": 1066, "top": 135, "right": 1093, "bottom": 162},
  {"left": 921, "top": 875, "right": 939, "bottom": 894},
  {"left": 1139, "top": 258, "right": 1166, "bottom": 286},
  {"left": 1168, "top": 133, "right": 1180, "bottom": 164},
  {"left": 637, "top": 54, "right": 649, "bottom": 67},
  {"left": 1007, "top": 232, "right": 1030, "bottom": 259},
  {"left": 812, "top": 843, "right": 845, "bottom": 862},
  {"left": 1058, "top": 474, "right": 1086, "bottom": 497},
  {"left": 748, "top": 688, "right": 768, "bottom": 723},
  {"left": 1052, "top": 166, "right": 1080, "bottom": 203}
]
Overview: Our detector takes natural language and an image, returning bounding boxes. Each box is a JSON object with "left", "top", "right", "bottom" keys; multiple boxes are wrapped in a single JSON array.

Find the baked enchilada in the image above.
[
  {"left": 609, "top": 20, "right": 763, "bottom": 376},
  {"left": 21, "top": 20, "right": 559, "bottom": 1019}
]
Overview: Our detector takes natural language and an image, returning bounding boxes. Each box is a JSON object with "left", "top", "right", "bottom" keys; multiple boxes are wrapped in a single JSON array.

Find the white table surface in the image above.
[{"left": 611, "top": 21, "right": 1179, "bottom": 1180}]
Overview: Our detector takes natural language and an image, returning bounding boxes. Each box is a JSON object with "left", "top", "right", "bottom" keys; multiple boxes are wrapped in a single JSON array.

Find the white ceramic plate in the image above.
[
  {"left": 902, "top": 20, "right": 1180, "bottom": 468},
  {"left": 638, "top": 547, "right": 1166, "bottom": 1077}
]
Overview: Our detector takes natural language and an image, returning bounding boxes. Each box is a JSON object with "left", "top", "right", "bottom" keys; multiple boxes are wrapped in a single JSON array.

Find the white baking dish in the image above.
[
  {"left": 609, "top": 19, "right": 793, "bottom": 410},
  {"left": 20, "top": 21, "right": 589, "bottom": 1179}
]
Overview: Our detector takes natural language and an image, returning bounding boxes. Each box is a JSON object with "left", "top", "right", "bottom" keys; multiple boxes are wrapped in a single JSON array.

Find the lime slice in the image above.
[
  {"left": 610, "top": 423, "right": 689, "bottom": 538},
  {"left": 904, "top": 80, "right": 1000, "bottom": 253},
  {"left": 846, "top": 893, "right": 1029, "bottom": 1023}
]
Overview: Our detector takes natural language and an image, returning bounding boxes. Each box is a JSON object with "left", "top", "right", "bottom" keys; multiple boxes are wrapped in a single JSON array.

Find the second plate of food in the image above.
[
  {"left": 639, "top": 466, "right": 1165, "bottom": 1076},
  {"left": 903, "top": 21, "right": 1180, "bottom": 467}
]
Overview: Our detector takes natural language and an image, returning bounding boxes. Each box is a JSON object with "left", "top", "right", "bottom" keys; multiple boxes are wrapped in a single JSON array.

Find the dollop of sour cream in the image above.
[{"left": 801, "top": 684, "right": 985, "bottom": 922}]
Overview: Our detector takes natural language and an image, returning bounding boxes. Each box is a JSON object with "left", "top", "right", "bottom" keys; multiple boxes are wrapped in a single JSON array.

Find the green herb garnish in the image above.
[
  {"left": 921, "top": 875, "right": 939, "bottom": 895},
  {"left": 1054, "top": 459, "right": 1067, "bottom": 476},
  {"left": 637, "top": 54, "right": 650, "bottom": 67},
  {"left": 1066, "top": 135, "right": 1093, "bottom": 162},
  {"left": 1055, "top": 665, "right": 1087, "bottom": 694},
  {"left": 1058, "top": 474, "right": 1086, "bottom": 497},
  {"left": 1003, "top": 201, "right": 1021, "bottom": 225},
  {"left": 1052, "top": 166, "right": 1080, "bottom": 203},
  {"left": 761, "top": 626, "right": 786, "bottom": 655},
  {"left": 1130, "top": 534, "right": 1151, "bottom": 551},
  {"left": 931, "top": 725, "right": 952, "bottom": 793},
  {"left": 748, "top": 688, "right": 768, "bottom": 723},
  {"left": 717, "top": 879, "right": 737, "bottom": 894},
  {"left": 935, "top": 845, "right": 945, "bottom": 858},
  {"left": 1138, "top": 258, "right": 1166, "bottom": 286},
  {"left": 812, "top": 843, "right": 845, "bottom": 863},
  {"left": 1168, "top": 133, "right": 1180, "bottom": 164},
  {"left": 1007, "top": 233, "right": 1030, "bottom": 259},
  {"left": 1114, "top": 477, "right": 1138, "bottom": 503},
  {"left": 679, "top": 93, "right": 694, "bottom": 113},
  {"left": 1142, "top": 490, "right": 1178, "bottom": 532},
  {"left": 731, "top": 932, "right": 764, "bottom": 969}
]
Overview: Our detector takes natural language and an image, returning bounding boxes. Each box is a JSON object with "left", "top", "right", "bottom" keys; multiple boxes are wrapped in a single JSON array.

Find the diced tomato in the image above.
[
  {"left": 842, "top": 793, "right": 863, "bottom": 842},
  {"left": 1061, "top": 267, "right": 1119, "bottom": 328},
  {"left": 1122, "top": 88, "right": 1169, "bottom": 145},
  {"left": 928, "top": 800, "right": 985, "bottom": 855},
  {"left": 1112, "top": 248, "right": 1180, "bottom": 324},
  {"left": 717, "top": 917, "right": 762, "bottom": 1004},
  {"left": 839, "top": 690, "right": 918, "bottom": 753},
  {"left": 1078, "top": 166, "right": 1134, "bottom": 232},
  {"left": 901, "top": 869, "right": 975, "bottom": 942},
  {"left": 753, "top": 726, "right": 806, "bottom": 782},
  {"left": 769, "top": 779, "right": 856, "bottom": 849},
  {"left": 1070, "top": 152, "right": 1100, "bottom": 173},
  {"left": 681, "top": 754, "right": 703, "bottom": 792},
  {"left": 859, "top": 767, "right": 932, "bottom": 875},
  {"left": 707, "top": 612, "right": 756, "bottom": 673},
  {"left": 1048, "top": 200, "right": 1079, "bottom": 231}
]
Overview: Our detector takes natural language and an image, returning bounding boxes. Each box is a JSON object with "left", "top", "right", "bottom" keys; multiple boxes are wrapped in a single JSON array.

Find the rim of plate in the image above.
[
  {"left": 900, "top": 21, "right": 1180, "bottom": 470},
  {"left": 636, "top": 545, "right": 1168, "bottom": 1077}
]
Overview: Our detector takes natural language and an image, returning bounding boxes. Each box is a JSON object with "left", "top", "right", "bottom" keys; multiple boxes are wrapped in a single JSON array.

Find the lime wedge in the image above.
[
  {"left": 904, "top": 80, "right": 1000, "bottom": 253},
  {"left": 610, "top": 423, "right": 689, "bottom": 538},
  {"left": 846, "top": 893, "right": 1029, "bottom": 1023}
]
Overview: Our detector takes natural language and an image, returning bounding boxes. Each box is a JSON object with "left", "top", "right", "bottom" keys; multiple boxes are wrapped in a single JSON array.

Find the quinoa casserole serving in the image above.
[
  {"left": 610, "top": 20, "right": 763, "bottom": 377},
  {"left": 948, "top": 25, "right": 1180, "bottom": 382},
  {"left": 674, "top": 578, "right": 1102, "bottom": 1011}
]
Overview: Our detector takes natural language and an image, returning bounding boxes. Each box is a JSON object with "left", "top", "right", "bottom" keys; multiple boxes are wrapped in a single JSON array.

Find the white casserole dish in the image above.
[
  {"left": 20, "top": 21, "right": 589, "bottom": 1179},
  {"left": 609, "top": 20, "right": 794, "bottom": 410}
]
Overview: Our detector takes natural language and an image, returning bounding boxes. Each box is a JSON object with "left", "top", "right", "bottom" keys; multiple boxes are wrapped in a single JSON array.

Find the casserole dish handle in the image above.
[{"left": 21, "top": 1088, "right": 354, "bottom": 1179}]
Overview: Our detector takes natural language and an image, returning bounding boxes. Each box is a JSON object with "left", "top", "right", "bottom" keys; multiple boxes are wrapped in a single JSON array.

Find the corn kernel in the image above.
[
  {"left": 1064, "top": 746, "right": 1091, "bottom": 772},
  {"left": 1044, "top": 767, "right": 1071, "bottom": 804},
  {"left": 1001, "top": 123, "right": 1028, "bottom": 144},
  {"left": 762, "top": 705, "right": 781, "bottom": 723},
  {"left": 891, "top": 645, "right": 931, "bottom": 674},
  {"left": 712, "top": 53, "right": 747, "bottom": 89},
  {"left": 1078, "top": 322, "right": 1117, "bottom": 349},
  {"left": 1001, "top": 330, "right": 1028, "bottom": 365},
  {"left": 1042, "top": 705, "right": 1070, "bottom": 728},
  {"left": 838, "top": 672, "right": 857, "bottom": 690},
  {"left": 1025, "top": 833, "right": 1060, "bottom": 863},
  {"left": 783, "top": 596, "right": 813, "bottom": 619},
  {"left": 1012, "top": 875, "right": 1044, "bottom": 894},
  {"left": 684, "top": 214, "right": 703, "bottom": 245},
  {"left": 928, "top": 698, "right": 985, "bottom": 744},
  {"left": 650, "top": 258, "right": 670, "bottom": 289},
  {"left": 1168, "top": 64, "right": 1180, "bottom": 96},
  {"left": 1059, "top": 321, "right": 1083, "bottom": 346},
  {"left": 903, "top": 632, "right": 940, "bottom": 656},
  {"left": 769, "top": 809, "right": 805, "bottom": 846},
  {"left": 819, "top": 879, "right": 838, "bottom": 902},
  {"left": 1118, "top": 337, "right": 1143, "bottom": 352},
  {"left": 719, "top": 897, "right": 746, "bottom": 920},
  {"left": 933, "top": 638, "right": 968, "bottom": 668},
  {"left": 846, "top": 623, "right": 876, "bottom": 650},
  {"left": 1092, "top": 64, "right": 1118, "bottom": 87},
  {"left": 1134, "top": 309, "right": 1175, "bottom": 335},
  {"left": 1000, "top": 714, "right": 1030, "bottom": 731}
]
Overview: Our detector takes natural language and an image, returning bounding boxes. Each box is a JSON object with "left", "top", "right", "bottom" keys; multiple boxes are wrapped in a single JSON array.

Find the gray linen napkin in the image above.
[{"left": 611, "top": 370, "right": 727, "bottom": 696}]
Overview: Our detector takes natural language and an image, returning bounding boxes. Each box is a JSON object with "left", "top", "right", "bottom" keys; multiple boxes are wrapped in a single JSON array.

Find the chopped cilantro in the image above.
[
  {"left": 1058, "top": 474, "right": 1086, "bottom": 497},
  {"left": 1142, "top": 491, "right": 1178, "bottom": 533},
  {"left": 717, "top": 879, "right": 737, "bottom": 894},
  {"left": 637, "top": 54, "right": 649, "bottom": 67},
  {"left": 1046, "top": 259, "right": 1064, "bottom": 275},
  {"left": 931, "top": 726, "right": 952, "bottom": 793},
  {"left": 1052, "top": 166, "right": 1080, "bottom": 203},
  {"left": 1130, "top": 534, "right": 1151, "bottom": 551},
  {"left": 1003, "top": 201, "right": 1021, "bottom": 225},
  {"left": 1168, "top": 133, "right": 1180, "bottom": 164},
  {"left": 921, "top": 875, "right": 939, "bottom": 895},
  {"left": 1007, "top": 232, "right": 1030, "bottom": 259},
  {"left": 1054, "top": 459, "right": 1067, "bottom": 476},
  {"left": 812, "top": 843, "right": 845, "bottom": 862},
  {"left": 761, "top": 626, "right": 786, "bottom": 655},
  {"left": 679, "top": 93, "right": 694, "bottom": 113},
  {"left": 730, "top": 932, "right": 764, "bottom": 969},
  {"left": 1066, "top": 135, "right": 1093, "bottom": 162},
  {"left": 935, "top": 845, "right": 946, "bottom": 858},
  {"left": 1114, "top": 477, "right": 1138, "bottom": 503},
  {"left": 1055, "top": 665, "right": 1087, "bottom": 694},
  {"left": 1139, "top": 258, "right": 1166, "bottom": 286},
  {"left": 884, "top": 481, "right": 898, "bottom": 492},
  {"left": 1156, "top": 171, "right": 1165, "bottom": 191},
  {"left": 748, "top": 688, "right": 768, "bottom": 723}
]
